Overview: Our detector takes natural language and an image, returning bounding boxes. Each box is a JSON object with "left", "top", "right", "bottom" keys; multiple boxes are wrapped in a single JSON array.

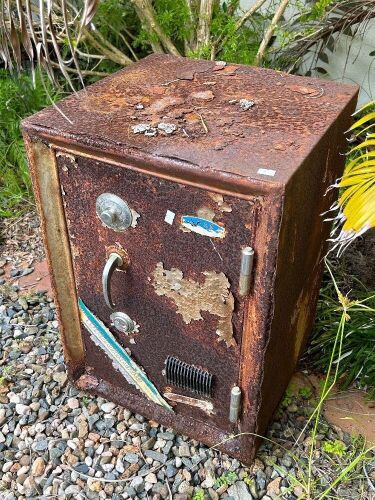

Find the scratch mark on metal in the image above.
[
  {"left": 210, "top": 238, "right": 223, "bottom": 262},
  {"left": 164, "top": 392, "right": 215, "bottom": 415}
]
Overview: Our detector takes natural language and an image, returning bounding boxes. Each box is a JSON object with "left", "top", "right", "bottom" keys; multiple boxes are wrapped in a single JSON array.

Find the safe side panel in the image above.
[
  {"left": 57, "top": 154, "right": 261, "bottom": 431},
  {"left": 255, "top": 100, "right": 357, "bottom": 438}
]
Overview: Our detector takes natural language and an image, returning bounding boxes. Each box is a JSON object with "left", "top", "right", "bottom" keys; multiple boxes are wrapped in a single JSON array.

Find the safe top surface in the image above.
[{"left": 23, "top": 54, "right": 357, "bottom": 188}]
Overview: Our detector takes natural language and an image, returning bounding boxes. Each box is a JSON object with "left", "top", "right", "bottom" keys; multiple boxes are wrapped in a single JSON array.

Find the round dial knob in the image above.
[
  {"left": 96, "top": 193, "right": 133, "bottom": 231},
  {"left": 110, "top": 312, "right": 136, "bottom": 334}
]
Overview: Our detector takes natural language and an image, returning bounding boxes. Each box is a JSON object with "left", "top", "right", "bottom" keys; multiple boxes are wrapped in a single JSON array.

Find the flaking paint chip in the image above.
[{"left": 152, "top": 263, "right": 236, "bottom": 347}]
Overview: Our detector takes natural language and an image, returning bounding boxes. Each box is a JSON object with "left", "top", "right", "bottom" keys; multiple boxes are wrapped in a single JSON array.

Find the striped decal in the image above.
[{"left": 78, "top": 299, "right": 172, "bottom": 412}]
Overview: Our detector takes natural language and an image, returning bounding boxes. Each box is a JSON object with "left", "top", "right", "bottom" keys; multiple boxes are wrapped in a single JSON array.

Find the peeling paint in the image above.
[
  {"left": 197, "top": 207, "right": 215, "bottom": 221},
  {"left": 56, "top": 151, "right": 78, "bottom": 168},
  {"left": 152, "top": 263, "right": 235, "bottom": 347},
  {"left": 208, "top": 192, "right": 232, "bottom": 213},
  {"left": 131, "top": 209, "right": 140, "bottom": 228},
  {"left": 164, "top": 392, "right": 215, "bottom": 415}
]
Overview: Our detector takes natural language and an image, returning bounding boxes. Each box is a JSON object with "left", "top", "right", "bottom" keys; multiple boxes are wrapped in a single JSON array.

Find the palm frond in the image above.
[
  {"left": 330, "top": 101, "right": 375, "bottom": 255},
  {"left": 0, "top": 0, "right": 100, "bottom": 86}
]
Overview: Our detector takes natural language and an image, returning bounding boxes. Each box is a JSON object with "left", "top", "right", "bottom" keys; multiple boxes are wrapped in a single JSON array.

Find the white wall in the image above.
[{"left": 240, "top": 1, "right": 375, "bottom": 107}]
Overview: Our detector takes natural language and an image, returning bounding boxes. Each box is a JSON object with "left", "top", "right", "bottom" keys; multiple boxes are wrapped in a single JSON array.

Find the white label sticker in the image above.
[
  {"left": 257, "top": 168, "right": 276, "bottom": 177},
  {"left": 164, "top": 210, "right": 175, "bottom": 225}
]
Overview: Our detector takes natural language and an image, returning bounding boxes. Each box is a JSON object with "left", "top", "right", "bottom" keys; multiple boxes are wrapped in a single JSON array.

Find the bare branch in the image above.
[
  {"left": 214, "top": 0, "right": 268, "bottom": 58},
  {"left": 50, "top": 60, "right": 110, "bottom": 77},
  {"left": 236, "top": 0, "right": 269, "bottom": 33},
  {"left": 131, "top": 0, "right": 180, "bottom": 56},
  {"left": 255, "top": 0, "right": 289, "bottom": 66},
  {"left": 84, "top": 29, "right": 133, "bottom": 66},
  {"left": 196, "top": 0, "right": 214, "bottom": 51}
]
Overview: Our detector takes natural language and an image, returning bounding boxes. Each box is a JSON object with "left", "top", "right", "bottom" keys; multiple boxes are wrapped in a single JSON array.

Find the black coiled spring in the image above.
[{"left": 165, "top": 356, "right": 213, "bottom": 397}]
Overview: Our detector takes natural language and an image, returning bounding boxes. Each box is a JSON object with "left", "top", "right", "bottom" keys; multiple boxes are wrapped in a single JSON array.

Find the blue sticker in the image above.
[{"left": 181, "top": 216, "right": 225, "bottom": 238}]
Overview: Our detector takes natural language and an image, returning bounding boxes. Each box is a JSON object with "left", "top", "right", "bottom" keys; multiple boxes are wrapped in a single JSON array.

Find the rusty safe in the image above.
[{"left": 22, "top": 55, "right": 358, "bottom": 464}]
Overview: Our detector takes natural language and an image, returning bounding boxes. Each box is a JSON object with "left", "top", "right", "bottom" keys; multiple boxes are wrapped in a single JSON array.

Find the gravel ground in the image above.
[{"left": 0, "top": 213, "right": 374, "bottom": 499}]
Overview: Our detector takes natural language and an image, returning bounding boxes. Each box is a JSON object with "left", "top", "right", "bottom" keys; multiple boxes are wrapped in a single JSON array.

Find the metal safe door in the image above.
[{"left": 58, "top": 154, "right": 260, "bottom": 431}]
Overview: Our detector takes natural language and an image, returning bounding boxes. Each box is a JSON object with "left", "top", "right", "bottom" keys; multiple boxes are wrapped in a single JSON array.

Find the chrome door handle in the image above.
[{"left": 102, "top": 253, "right": 123, "bottom": 309}]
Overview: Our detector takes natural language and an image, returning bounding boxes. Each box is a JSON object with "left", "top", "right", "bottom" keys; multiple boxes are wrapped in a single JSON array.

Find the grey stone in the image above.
[
  {"left": 131, "top": 476, "right": 144, "bottom": 493},
  {"left": 228, "top": 481, "right": 253, "bottom": 499},
  {"left": 165, "top": 464, "right": 178, "bottom": 478},
  {"left": 32, "top": 439, "right": 48, "bottom": 452},
  {"left": 124, "top": 453, "right": 139, "bottom": 464},
  {"left": 144, "top": 450, "right": 167, "bottom": 463},
  {"left": 74, "top": 463, "right": 89, "bottom": 474},
  {"left": 178, "top": 443, "right": 190, "bottom": 457}
]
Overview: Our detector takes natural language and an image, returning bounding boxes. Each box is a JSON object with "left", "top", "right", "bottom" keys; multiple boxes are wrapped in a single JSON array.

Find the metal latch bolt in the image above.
[
  {"left": 239, "top": 246, "right": 254, "bottom": 297},
  {"left": 229, "top": 386, "right": 242, "bottom": 423}
]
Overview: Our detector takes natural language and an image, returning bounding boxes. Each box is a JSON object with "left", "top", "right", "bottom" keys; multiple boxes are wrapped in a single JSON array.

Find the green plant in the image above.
[
  {"left": 81, "top": 396, "right": 91, "bottom": 407},
  {"left": 322, "top": 439, "right": 347, "bottom": 457},
  {"left": 242, "top": 472, "right": 254, "bottom": 487},
  {"left": 299, "top": 386, "right": 313, "bottom": 400},
  {"left": 302, "top": 261, "right": 374, "bottom": 497},
  {"left": 4, "top": 0, "right": 368, "bottom": 82},
  {"left": 280, "top": 386, "right": 294, "bottom": 408},
  {"left": 310, "top": 266, "right": 375, "bottom": 392},
  {"left": 272, "top": 1, "right": 375, "bottom": 75},
  {"left": 191, "top": 488, "right": 205, "bottom": 500},
  {"left": 214, "top": 471, "right": 237, "bottom": 488},
  {"left": 0, "top": 70, "right": 58, "bottom": 217}
]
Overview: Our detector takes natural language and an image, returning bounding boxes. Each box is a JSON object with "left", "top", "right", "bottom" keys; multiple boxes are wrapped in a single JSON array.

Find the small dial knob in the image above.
[
  {"left": 96, "top": 193, "right": 133, "bottom": 231},
  {"left": 100, "top": 207, "right": 117, "bottom": 226},
  {"left": 110, "top": 312, "right": 136, "bottom": 334}
]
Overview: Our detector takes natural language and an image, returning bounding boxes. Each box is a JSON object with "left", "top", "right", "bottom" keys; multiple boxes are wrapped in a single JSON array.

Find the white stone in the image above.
[
  {"left": 96, "top": 444, "right": 104, "bottom": 455},
  {"left": 15, "top": 404, "right": 30, "bottom": 416},
  {"left": 17, "top": 465, "right": 30, "bottom": 476},
  {"left": 115, "top": 459, "right": 124, "bottom": 474},
  {"left": 67, "top": 398, "right": 79, "bottom": 410},
  {"left": 2, "top": 462, "right": 13, "bottom": 473},
  {"left": 67, "top": 440, "right": 77, "bottom": 450},
  {"left": 100, "top": 402, "right": 116, "bottom": 413},
  {"left": 65, "top": 485, "right": 81, "bottom": 495},
  {"left": 8, "top": 393, "right": 21, "bottom": 404}
]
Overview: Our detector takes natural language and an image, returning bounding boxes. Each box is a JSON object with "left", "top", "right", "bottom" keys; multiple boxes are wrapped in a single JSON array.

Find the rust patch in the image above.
[
  {"left": 191, "top": 90, "right": 215, "bottom": 101},
  {"left": 105, "top": 243, "right": 130, "bottom": 270},
  {"left": 147, "top": 96, "right": 184, "bottom": 114},
  {"left": 79, "top": 93, "right": 129, "bottom": 113},
  {"left": 164, "top": 391, "right": 215, "bottom": 415},
  {"left": 23, "top": 139, "right": 85, "bottom": 372},
  {"left": 76, "top": 373, "right": 99, "bottom": 390},
  {"left": 152, "top": 262, "right": 235, "bottom": 347}
]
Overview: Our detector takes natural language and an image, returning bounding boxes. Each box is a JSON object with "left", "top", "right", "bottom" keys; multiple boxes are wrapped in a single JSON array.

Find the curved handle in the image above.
[{"left": 102, "top": 253, "right": 123, "bottom": 309}]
